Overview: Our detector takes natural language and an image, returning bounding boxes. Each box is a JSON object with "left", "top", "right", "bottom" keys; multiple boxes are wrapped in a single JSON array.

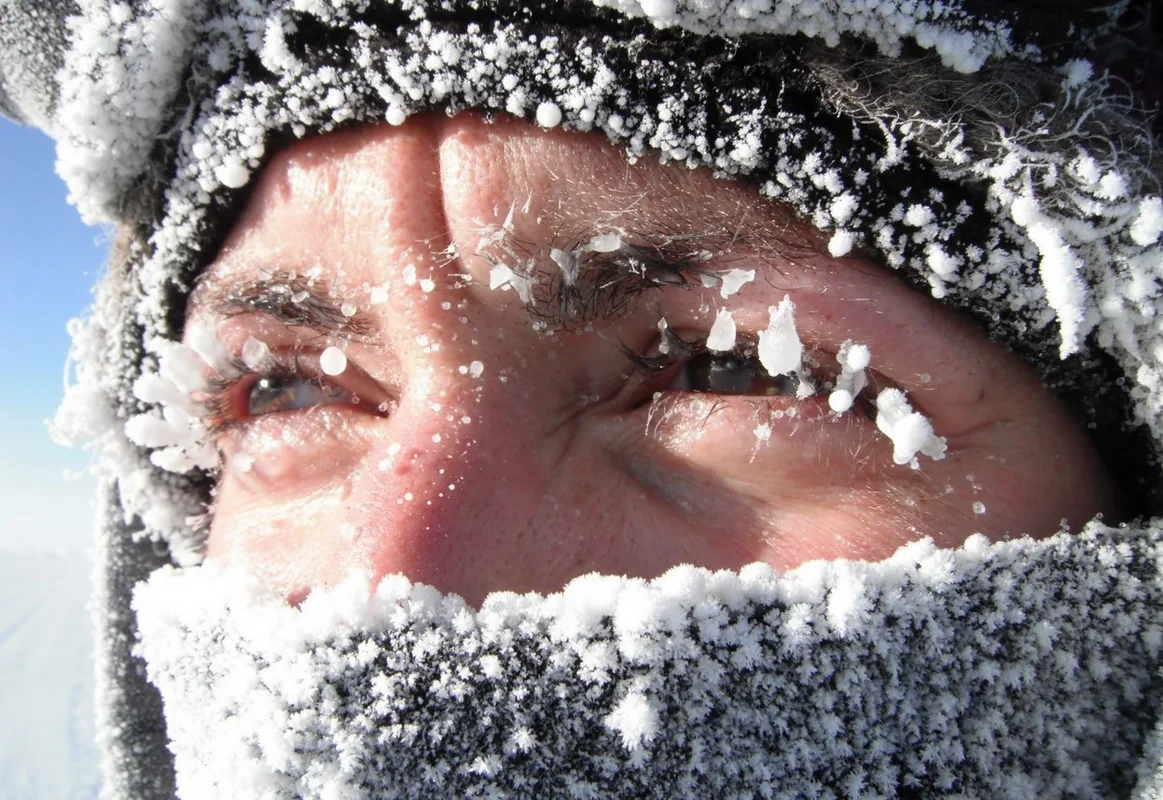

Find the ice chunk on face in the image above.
[
  {"left": 705, "top": 308, "right": 737, "bottom": 352},
  {"left": 535, "top": 101, "right": 563, "bottom": 128},
  {"left": 489, "top": 262, "right": 516, "bottom": 290},
  {"left": 874, "top": 388, "right": 947, "bottom": 465},
  {"left": 241, "top": 337, "right": 272, "bottom": 370},
  {"left": 718, "top": 269, "right": 755, "bottom": 299},
  {"left": 757, "top": 296, "right": 802, "bottom": 377},
  {"left": 320, "top": 346, "right": 347, "bottom": 376},
  {"left": 588, "top": 233, "right": 622, "bottom": 253}
]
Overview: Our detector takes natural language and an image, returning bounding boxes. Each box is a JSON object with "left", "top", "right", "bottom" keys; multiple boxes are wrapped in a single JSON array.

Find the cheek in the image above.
[{"left": 205, "top": 492, "right": 358, "bottom": 603}]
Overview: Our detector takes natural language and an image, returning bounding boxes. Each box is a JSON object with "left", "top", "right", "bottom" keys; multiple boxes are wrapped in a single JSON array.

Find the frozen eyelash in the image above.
[{"left": 198, "top": 352, "right": 333, "bottom": 437}]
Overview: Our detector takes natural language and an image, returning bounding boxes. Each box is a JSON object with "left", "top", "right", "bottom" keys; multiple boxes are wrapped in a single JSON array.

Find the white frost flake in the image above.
[
  {"left": 603, "top": 691, "right": 659, "bottom": 752},
  {"left": 320, "top": 346, "right": 347, "bottom": 376},
  {"left": 535, "top": 101, "right": 563, "bottom": 128},
  {"left": 757, "top": 296, "right": 803, "bottom": 377},
  {"left": 1130, "top": 197, "right": 1163, "bottom": 246},
  {"left": 705, "top": 308, "right": 737, "bottom": 351},
  {"left": 718, "top": 268, "right": 755, "bottom": 299},
  {"left": 874, "top": 388, "right": 946, "bottom": 466}
]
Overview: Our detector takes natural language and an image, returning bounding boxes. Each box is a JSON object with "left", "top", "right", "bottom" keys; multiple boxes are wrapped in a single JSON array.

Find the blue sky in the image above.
[
  {"left": 1, "top": 117, "right": 103, "bottom": 797},
  {"left": 0, "top": 119, "right": 105, "bottom": 553}
]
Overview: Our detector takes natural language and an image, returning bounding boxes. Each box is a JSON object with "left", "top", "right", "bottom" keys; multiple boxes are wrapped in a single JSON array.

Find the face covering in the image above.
[{"left": 136, "top": 526, "right": 1163, "bottom": 799}]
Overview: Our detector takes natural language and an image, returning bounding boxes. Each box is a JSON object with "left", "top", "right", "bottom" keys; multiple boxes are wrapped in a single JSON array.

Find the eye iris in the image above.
[
  {"left": 686, "top": 352, "right": 800, "bottom": 396},
  {"left": 247, "top": 375, "right": 344, "bottom": 417}
]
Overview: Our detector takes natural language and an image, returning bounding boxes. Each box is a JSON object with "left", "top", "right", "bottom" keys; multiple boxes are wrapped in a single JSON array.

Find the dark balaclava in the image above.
[{"left": 4, "top": 1, "right": 1163, "bottom": 798}]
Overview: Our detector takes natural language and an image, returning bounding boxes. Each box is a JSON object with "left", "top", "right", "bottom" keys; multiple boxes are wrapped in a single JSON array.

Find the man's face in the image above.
[{"left": 188, "top": 115, "right": 1120, "bottom": 606}]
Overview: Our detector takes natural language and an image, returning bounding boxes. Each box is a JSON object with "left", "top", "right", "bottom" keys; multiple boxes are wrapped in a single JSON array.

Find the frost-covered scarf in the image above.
[
  {"left": 3, "top": 1, "right": 1163, "bottom": 798},
  {"left": 136, "top": 528, "right": 1163, "bottom": 799}
]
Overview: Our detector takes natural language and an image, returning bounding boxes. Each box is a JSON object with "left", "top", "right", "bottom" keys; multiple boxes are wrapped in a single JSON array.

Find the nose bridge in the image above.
[{"left": 349, "top": 370, "right": 550, "bottom": 601}]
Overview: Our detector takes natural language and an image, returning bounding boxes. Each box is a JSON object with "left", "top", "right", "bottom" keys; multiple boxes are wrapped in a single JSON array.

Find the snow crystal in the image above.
[
  {"left": 535, "top": 101, "right": 563, "bottom": 129},
  {"left": 603, "top": 691, "right": 659, "bottom": 753},
  {"left": 319, "top": 346, "right": 347, "bottom": 376},
  {"left": 827, "top": 230, "right": 855, "bottom": 257},
  {"left": 874, "top": 388, "right": 946, "bottom": 466},
  {"left": 705, "top": 308, "right": 737, "bottom": 351},
  {"left": 757, "top": 296, "right": 802, "bottom": 377},
  {"left": 1130, "top": 197, "right": 1163, "bottom": 247},
  {"left": 214, "top": 159, "right": 250, "bottom": 190},
  {"left": 718, "top": 268, "right": 754, "bottom": 299}
]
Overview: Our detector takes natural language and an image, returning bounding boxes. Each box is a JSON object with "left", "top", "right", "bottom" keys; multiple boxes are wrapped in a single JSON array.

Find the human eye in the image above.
[
  {"left": 201, "top": 347, "right": 391, "bottom": 434},
  {"left": 192, "top": 340, "right": 393, "bottom": 489}
]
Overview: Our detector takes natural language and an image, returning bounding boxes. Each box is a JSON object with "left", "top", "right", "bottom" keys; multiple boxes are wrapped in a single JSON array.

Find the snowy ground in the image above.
[{"left": 0, "top": 550, "right": 99, "bottom": 799}]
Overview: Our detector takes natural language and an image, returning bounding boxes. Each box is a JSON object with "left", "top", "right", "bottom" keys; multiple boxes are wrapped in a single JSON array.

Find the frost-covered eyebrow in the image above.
[
  {"left": 503, "top": 222, "right": 821, "bottom": 330},
  {"left": 191, "top": 272, "right": 378, "bottom": 340}
]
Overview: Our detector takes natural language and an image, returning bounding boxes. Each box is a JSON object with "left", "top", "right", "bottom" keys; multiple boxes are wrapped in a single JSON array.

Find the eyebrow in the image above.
[
  {"left": 483, "top": 218, "right": 823, "bottom": 330},
  {"left": 191, "top": 272, "right": 379, "bottom": 340},
  {"left": 189, "top": 219, "right": 825, "bottom": 337}
]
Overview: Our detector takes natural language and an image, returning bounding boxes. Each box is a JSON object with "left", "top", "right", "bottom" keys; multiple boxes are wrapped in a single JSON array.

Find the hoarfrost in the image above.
[
  {"left": 828, "top": 341, "right": 871, "bottom": 414},
  {"left": 535, "top": 101, "right": 563, "bottom": 128},
  {"left": 132, "top": 528, "right": 1163, "bottom": 797},
  {"left": 827, "top": 230, "right": 855, "bottom": 257},
  {"left": 604, "top": 691, "right": 659, "bottom": 753}
]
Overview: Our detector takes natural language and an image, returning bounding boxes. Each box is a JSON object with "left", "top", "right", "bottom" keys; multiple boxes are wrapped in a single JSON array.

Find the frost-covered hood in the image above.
[{"left": 3, "top": 0, "right": 1163, "bottom": 798}]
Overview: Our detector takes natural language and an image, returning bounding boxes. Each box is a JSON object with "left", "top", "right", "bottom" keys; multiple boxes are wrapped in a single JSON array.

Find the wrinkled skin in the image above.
[{"left": 190, "top": 115, "right": 1122, "bottom": 606}]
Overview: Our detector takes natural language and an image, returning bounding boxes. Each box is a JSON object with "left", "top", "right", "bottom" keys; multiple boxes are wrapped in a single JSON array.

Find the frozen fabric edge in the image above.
[
  {"left": 587, "top": 0, "right": 1021, "bottom": 73},
  {"left": 135, "top": 523, "right": 1163, "bottom": 799}
]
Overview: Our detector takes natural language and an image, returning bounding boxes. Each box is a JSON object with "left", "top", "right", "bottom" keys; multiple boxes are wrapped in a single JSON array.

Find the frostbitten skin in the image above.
[{"left": 190, "top": 115, "right": 1122, "bottom": 606}]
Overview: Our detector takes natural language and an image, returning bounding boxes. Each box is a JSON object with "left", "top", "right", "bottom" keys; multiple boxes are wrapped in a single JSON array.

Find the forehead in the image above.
[{"left": 196, "top": 114, "right": 825, "bottom": 295}]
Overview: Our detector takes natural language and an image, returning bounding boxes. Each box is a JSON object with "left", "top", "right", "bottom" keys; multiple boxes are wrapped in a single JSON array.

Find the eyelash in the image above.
[
  {"left": 621, "top": 331, "right": 877, "bottom": 418},
  {"left": 197, "top": 331, "right": 877, "bottom": 443}
]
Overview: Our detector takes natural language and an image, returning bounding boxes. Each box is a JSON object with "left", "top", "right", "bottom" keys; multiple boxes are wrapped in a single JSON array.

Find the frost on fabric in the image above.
[
  {"left": 592, "top": 0, "right": 1021, "bottom": 74},
  {"left": 134, "top": 526, "right": 1163, "bottom": 799}
]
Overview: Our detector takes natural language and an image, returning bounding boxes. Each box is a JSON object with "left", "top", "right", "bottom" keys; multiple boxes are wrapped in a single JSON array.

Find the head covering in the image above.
[{"left": 3, "top": 1, "right": 1163, "bottom": 797}]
